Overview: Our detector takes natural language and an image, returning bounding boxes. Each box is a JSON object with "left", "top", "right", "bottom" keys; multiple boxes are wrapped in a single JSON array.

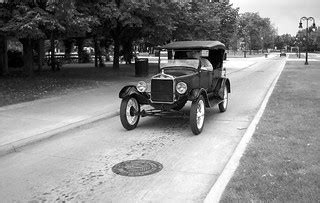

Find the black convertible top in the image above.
[{"left": 162, "top": 41, "right": 226, "bottom": 50}]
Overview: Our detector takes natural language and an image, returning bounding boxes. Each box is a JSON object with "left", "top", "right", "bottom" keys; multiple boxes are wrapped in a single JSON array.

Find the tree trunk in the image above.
[
  {"left": 50, "top": 33, "right": 57, "bottom": 71},
  {"left": 122, "top": 40, "right": 133, "bottom": 64},
  {"left": 38, "top": 39, "right": 45, "bottom": 72},
  {"left": 63, "top": 38, "right": 73, "bottom": 60},
  {"left": 97, "top": 40, "right": 104, "bottom": 67},
  {"left": 113, "top": 37, "right": 120, "bottom": 70},
  {"left": 76, "top": 38, "right": 84, "bottom": 63},
  {"left": 94, "top": 37, "right": 98, "bottom": 68},
  {"left": 99, "top": 50, "right": 104, "bottom": 67},
  {"left": 0, "top": 36, "right": 9, "bottom": 76},
  {"left": 22, "top": 38, "right": 34, "bottom": 76}
]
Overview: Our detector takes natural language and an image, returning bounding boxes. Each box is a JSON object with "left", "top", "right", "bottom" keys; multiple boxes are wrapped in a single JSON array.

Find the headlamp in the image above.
[{"left": 176, "top": 82, "right": 187, "bottom": 94}]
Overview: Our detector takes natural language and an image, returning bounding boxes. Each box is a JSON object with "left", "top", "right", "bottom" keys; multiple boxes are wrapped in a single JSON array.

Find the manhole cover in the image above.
[{"left": 112, "top": 159, "right": 163, "bottom": 177}]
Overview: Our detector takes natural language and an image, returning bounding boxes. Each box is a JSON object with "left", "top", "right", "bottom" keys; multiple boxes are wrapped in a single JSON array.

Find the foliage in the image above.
[
  {"left": 207, "top": 2, "right": 239, "bottom": 46},
  {"left": 297, "top": 27, "right": 320, "bottom": 51},
  {"left": 170, "top": 1, "right": 238, "bottom": 46},
  {"left": 237, "top": 12, "right": 276, "bottom": 51},
  {"left": 274, "top": 34, "right": 295, "bottom": 50},
  {"left": 139, "top": 2, "right": 176, "bottom": 46},
  {"left": 0, "top": 4, "right": 65, "bottom": 39}
]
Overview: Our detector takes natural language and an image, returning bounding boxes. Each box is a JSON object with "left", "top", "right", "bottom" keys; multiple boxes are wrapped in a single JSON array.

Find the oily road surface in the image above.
[{"left": 0, "top": 57, "right": 285, "bottom": 202}]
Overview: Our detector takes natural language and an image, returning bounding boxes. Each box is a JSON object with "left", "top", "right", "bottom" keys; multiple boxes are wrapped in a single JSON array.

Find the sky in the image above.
[{"left": 229, "top": 0, "right": 320, "bottom": 36}]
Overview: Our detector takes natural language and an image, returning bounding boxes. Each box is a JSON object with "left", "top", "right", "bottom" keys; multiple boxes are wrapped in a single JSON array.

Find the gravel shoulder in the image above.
[{"left": 221, "top": 61, "right": 320, "bottom": 201}]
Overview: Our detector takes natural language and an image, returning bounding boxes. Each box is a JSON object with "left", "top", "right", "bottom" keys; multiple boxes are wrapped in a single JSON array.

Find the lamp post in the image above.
[{"left": 299, "top": 17, "right": 316, "bottom": 65}]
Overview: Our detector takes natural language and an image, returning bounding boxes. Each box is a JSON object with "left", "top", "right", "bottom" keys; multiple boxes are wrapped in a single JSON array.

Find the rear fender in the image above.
[
  {"left": 224, "top": 78, "right": 231, "bottom": 93},
  {"left": 188, "top": 88, "right": 210, "bottom": 108},
  {"left": 119, "top": 85, "right": 149, "bottom": 104},
  {"left": 214, "top": 78, "right": 231, "bottom": 98}
]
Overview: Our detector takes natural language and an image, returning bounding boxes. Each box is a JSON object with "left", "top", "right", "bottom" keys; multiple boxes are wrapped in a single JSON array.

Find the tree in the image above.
[
  {"left": 0, "top": 1, "right": 11, "bottom": 76},
  {"left": 138, "top": 2, "right": 176, "bottom": 47},
  {"left": 97, "top": 0, "right": 149, "bottom": 70},
  {"left": 74, "top": 0, "right": 101, "bottom": 66},
  {"left": 1, "top": 1, "right": 65, "bottom": 75},
  {"left": 312, "top": 27, "right": 320, "bottom": 51},
  {"left": 47, "top": 0, "right": 94, "bottom": 68},
  {"left": 169, "top": 1, "right": 238, "bottom": 47},
  {"left": 274, "top": 34, "right": 295, "bottom": 51},
  {"left": 238, "top": 12, "right": 276, "bottom": 54},
  {"left": 208, "top": 1, "right": 239, "bottom": 47}
]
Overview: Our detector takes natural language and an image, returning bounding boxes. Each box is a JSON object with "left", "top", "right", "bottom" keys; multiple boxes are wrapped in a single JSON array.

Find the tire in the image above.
[
  {"left": 190, "top": 95, "right": 205, "bottom": 135},
  {"left": 218, "top": 85, "right": 228, "bottom": 112},
  {"left": 120, "top": 97, "right": 140, "bottom": 130}
]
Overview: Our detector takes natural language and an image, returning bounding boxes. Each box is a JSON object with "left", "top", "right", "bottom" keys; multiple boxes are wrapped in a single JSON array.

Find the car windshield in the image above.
[{"left": 160, "top": 59, "right": 199, "bottom": 69}]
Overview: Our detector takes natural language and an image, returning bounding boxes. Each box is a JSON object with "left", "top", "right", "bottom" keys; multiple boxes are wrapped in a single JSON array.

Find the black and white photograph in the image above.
[{"left": 0, "top": 0, "right": 319, "bottom": 202}]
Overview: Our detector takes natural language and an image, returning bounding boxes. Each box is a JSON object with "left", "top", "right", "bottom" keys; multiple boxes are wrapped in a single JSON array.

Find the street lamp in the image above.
[{"left": 299, "top": 17, "right": 316, "bottom": 65}]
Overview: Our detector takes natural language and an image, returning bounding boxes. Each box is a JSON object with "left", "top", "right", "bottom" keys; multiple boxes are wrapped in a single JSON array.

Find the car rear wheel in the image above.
[
  {"left": 190, "top": 95, "right": 205, "bottom": 135},
  {"left": 218, "top": 85, "right": 228, "bottom": 112},
  {"left": 120, "top": 97, "right": 140, "bottom": 130}
]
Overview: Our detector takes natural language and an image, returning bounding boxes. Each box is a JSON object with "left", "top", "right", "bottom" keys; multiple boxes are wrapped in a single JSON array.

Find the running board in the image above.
[{"left": 208, "top": 97, "right": 223, "bottom": 108}]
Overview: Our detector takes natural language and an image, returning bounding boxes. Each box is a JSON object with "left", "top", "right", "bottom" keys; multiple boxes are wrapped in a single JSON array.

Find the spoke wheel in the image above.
[
  {"left": 219, "top": 85, "right": 228, "bottom": 112},
  {"left": 190, "top": 95, "right": 205, "bottom": 135},
  {"left": 120, "top": 97, "right": 140, "bottom": 130}
]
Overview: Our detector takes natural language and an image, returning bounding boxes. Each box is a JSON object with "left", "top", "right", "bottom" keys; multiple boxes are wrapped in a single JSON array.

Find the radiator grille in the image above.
[{"left": 151, "top": 79, "right": 174, "bottom": 102}]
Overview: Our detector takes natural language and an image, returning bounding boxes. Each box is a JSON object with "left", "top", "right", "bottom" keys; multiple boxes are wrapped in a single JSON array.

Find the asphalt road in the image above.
[{"left": 0, "top": 57, "right": 286, "bottom": 202}]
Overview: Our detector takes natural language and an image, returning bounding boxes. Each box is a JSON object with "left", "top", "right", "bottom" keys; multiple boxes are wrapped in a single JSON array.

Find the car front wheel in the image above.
[
  {"left": 190, "top": 95, "right": 205, "bottom": 135},
  {"left": 218, "top": 85, "right": 228, "bottom": 112},
  {"left": 120, "top": 97, "right": 140, "bottom": 130}
]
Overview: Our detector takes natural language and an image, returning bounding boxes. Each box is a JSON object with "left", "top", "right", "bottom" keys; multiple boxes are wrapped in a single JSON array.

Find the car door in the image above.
[{"left": 199, "top": 59, "right": 212, "bottom": 90}]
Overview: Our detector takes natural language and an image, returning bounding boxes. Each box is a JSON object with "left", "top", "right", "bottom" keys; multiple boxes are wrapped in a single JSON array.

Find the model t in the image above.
[{"left": 119, "top": 41, "right": 231, "bottom": 135}]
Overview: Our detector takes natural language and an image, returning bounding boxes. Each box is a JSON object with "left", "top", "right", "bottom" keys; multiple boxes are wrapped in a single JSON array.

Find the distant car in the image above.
[
  {"left": 280, "top": 51, "right": 286, "bottom": 57},
  {"left": 119, "top": 41, "right": 230, "bottom": 135}
]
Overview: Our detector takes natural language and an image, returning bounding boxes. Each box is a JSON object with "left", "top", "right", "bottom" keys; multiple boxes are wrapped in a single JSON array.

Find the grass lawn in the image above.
[
  {"left": 0, "top": 62, "right": 158, "bottom": 107},
  {"left": 221, "top": 61, "right": 320, "bottom": 201}
]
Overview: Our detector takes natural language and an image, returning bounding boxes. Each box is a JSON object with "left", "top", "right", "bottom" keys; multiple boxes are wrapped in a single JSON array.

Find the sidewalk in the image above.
[{"left": 0, "top": 56, "right": 270, "bottom": 156}]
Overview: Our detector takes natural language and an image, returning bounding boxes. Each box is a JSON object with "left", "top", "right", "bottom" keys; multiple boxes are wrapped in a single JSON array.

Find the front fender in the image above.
[
  {"left": 119, "top": 85, "right": 150, "bottom": 104},
  {"left": 188, "top": 88, "right": 210, "bottom": 108}
]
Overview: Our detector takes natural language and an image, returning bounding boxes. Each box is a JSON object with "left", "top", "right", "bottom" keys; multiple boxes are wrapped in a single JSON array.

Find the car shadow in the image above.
[{"left": 135, "top": 105, "right": 223, "bottom": 136}]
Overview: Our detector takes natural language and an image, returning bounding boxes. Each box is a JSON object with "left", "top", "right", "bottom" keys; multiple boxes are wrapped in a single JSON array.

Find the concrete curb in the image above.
[
  {"left": 0, "top": 111, "right": 119, "bottom": 157},
  {"left": 204, "top": 59, "right": 287, "bottom": 202}
]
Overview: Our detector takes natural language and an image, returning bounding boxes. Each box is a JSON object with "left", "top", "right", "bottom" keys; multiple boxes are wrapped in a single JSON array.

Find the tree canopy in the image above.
[
  {"left": 237, "top": 12, "right": 277, "bottom": 51},
  {"left": 4, "top": 0, "right": 314, "bottom": 76}
]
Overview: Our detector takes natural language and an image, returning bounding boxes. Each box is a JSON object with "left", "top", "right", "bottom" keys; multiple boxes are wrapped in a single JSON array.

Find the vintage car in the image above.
[{"left": 119, "top": 41, "right": 231, "bottom": 135}]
